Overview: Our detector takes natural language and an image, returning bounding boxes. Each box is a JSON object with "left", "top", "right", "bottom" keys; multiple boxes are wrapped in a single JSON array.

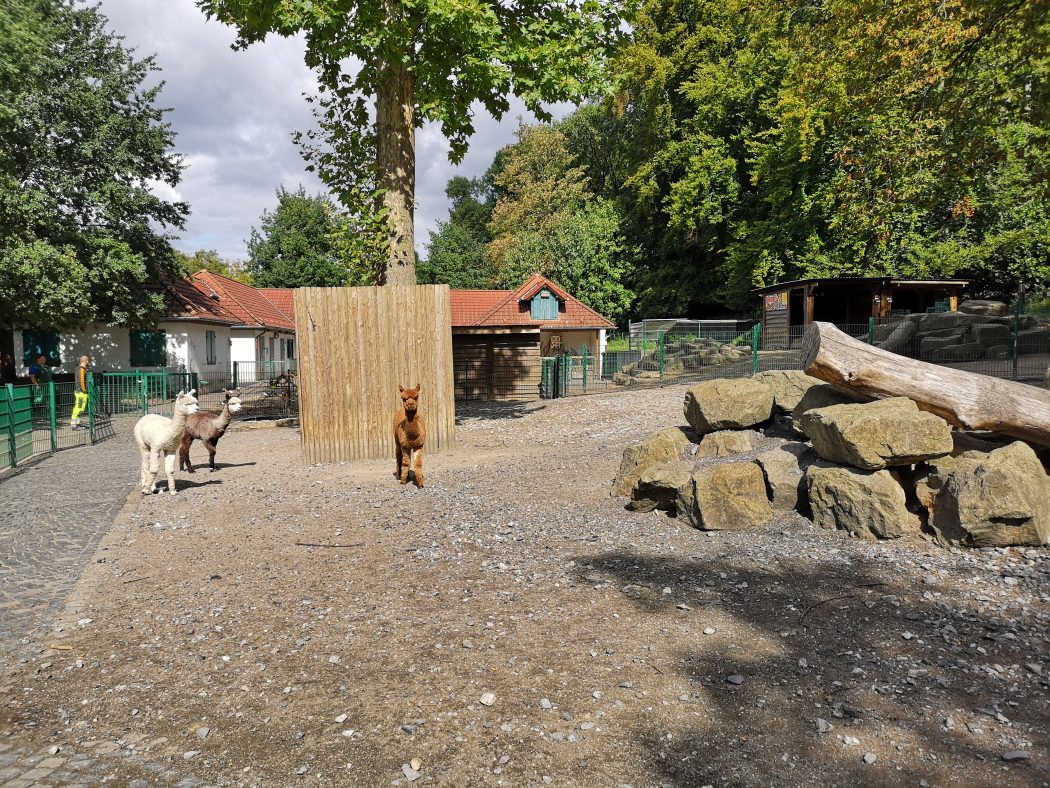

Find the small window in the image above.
[
  {"left": 530, "top": 288, "right": 559, "bottom": 320},
  {"left": 22, "top": 330, "right": 61, "bottom": 366},
  {"left": 130, "top": 330, "right": 167, "bottom": 367},
  {"left": 206, "top": 330, "right": 217, "bottom": 365}
]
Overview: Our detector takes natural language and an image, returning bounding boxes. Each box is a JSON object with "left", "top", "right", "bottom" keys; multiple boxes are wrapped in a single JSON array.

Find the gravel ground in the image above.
[{"left": 1, "top": 383, "right": 1048, "bottom": 787}]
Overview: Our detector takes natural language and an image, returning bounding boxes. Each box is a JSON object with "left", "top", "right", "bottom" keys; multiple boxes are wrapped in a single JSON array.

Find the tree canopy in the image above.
[
  {"left": 0, "top": 0, "right": 187, "bottom": 329},
  {"left": 198, "top": 0, "right": 632, "bottom": 284},
  {"left": 246, "top": 186, "right": 351, "bottom": 288},
  {"left": 176, "top": 249, "right": 252, "bottom": 284}
]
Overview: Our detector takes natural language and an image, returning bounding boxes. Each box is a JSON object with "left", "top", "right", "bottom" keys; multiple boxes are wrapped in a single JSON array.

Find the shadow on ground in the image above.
[{"left": 572, "top": 547, "right": 1048, "bottom": 786}]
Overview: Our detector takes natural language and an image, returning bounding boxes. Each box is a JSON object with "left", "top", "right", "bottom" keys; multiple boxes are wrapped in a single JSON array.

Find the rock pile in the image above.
[
  {"left": 874, "top": 300, "right": 1049, "bottom": 361},
  {"left": 613, "top": 370, "right": 1050, "bottom": 548},
  {"left": 612, "top": 336, "right": 752, "bottom": 385}
]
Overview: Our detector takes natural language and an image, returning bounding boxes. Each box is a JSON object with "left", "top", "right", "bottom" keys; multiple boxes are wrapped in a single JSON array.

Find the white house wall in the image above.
[{"left": 13, "top": 323, "right": 233, "bottom": 376}]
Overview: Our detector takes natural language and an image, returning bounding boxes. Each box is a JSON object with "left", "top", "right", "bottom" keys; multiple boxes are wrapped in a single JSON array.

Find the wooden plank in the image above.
[{"left": 293, "top": 285, "right": 456, "bottom": 462}]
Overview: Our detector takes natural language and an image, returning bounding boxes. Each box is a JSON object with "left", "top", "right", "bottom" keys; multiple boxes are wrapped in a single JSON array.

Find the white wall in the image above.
[
  {"left": 230, "top": 331, "right": 260, "bottom": 365},
  {"left": 13, "top": 322, "right": 232, "bottom": 376},
  {"left": 230, "top": 328, "right": 295, "bottom": 366},
  {"left": 160, "top": 323, "right": 232, "bottom": 377}
]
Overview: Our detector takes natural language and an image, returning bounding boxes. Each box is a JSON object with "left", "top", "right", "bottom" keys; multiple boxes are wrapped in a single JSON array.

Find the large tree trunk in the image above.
[
  {"left": 376, "top": 59, "right": 416, "bottom": 285},
  {"left": 801, "top": 321, "right": 1050, "bottom": 446}
]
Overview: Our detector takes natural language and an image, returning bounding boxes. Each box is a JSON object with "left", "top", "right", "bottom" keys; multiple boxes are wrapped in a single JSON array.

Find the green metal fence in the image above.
[{"left": 1, "top": 380, "right": 98, "bottom": 472}]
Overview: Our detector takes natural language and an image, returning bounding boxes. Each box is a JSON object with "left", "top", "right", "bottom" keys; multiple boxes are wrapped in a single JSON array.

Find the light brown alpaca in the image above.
[{"left": 393, "top": 383, "right": 426, "bottom": 488}]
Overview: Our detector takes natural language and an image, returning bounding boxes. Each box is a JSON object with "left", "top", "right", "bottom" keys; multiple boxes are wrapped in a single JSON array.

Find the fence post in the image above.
[
  {"left": 868, "top": 317, "right": 875, "bottom": 344},
  {"left": 658, "top": 333, "right": 665, "bottom": 381},
  {"left": 48, "top": 381, "right": 57, "bottom": 452},
  {"left": 752, "top": 324, "right": 761, "bottom": 374},
  {"left": 1012, "top": 290, "right": 1022, "bottom": 381},
  {"left": 191, "top": 372, "right": 199, "bottom": 394},
  {"left": 88, "top": 377, "right": 96, "bottom": 443},
  {"left": 233, "top": 361, "right": 239, "bottom": 389},
  {"left": 139, "top": 374, "right": 148, "bottom": 415},
  {"left": 4, "top": 384, "right": 16, "bottom": 467},
  {"left": 582, "top": 344, "right": 588, "bottom": 391}
]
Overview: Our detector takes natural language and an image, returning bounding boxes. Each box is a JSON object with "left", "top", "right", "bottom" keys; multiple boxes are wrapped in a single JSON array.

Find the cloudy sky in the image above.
[{"left": 96, "top": 0, "right": 568, "bottom": 262}]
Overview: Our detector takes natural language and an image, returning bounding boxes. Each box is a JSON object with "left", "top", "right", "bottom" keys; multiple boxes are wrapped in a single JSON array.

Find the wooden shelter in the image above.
[{"left": 754, "top": 277, "right": 968, "bottom": 348}]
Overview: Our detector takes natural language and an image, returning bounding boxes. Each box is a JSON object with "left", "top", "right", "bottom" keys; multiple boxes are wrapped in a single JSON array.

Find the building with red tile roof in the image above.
[
  {"left": 449, "top": 274, "right": 616, "bottom": 400},
  {"left": 189, "top": 272, "right": 297, "bottom": 371}
]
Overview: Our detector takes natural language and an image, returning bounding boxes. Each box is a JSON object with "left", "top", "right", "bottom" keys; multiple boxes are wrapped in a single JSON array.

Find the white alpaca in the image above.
[{"left": 134, "top": 389, "right": 199, "bottom": 496}]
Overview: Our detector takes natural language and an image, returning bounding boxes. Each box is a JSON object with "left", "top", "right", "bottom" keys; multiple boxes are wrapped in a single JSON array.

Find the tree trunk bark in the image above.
[
  {"left": 801, "top": 321, "right": 1050, "bottom": 446},
  {"left": 376, "top": 59, "right": 416, "bottom": 285}
]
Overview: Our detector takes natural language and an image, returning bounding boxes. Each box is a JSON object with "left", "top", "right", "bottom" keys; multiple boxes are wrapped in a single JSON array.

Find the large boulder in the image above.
[
  {"left": 930, "top": 442, "right": 1050, "bottom": 547},
  {"left": 798, "top": 397, "right": 952, "bottom": 470},
  {"left": 876, "top": 320, "right": 918, "bottom": 355},
  {"left": 751, "top": 370, "right": 825, "bottom": 414},
  {"left": 807, "top": 464, "right": 921, "bottom": 540},
  {"left": 612, "top": 427, "right": 691, "bottom": 496},
  {"left": 1019, "top": 328, "right": 1050, "bottom": 354},
  {"left": 959, "top": 300, "right": 1008, "bottom": 317},
  {"left": 683, "top": 379, "right": 774, "bottom": 434},
  {"left": 676, "top": 462, "right": 773, "bottom": 531},
  {"left": 696, "top": 429, "right": 757, "bottom": 459},
  {"left": 929, "top": 342, "right": 984, "bottom": 362},
  {"left": 792, "top": 384, "right": 863, "bottom": 423},
  {"left": 755, "top": 443, "right": 817, "bottom": 512},
  {"left": 972, "top": 323, "right": 1011, "bottom": 349},
  {"left": 919, "top": 335, "right": 965, "bottom": 358},
  {"left": 631, "top": 461, "right": 695, "bottom": 511},
  {"left": 919, "top": 313, "right": 967, "bottom": 332},
  {"left": 914, "top": 456, "right": 958, "bottom": 526}
]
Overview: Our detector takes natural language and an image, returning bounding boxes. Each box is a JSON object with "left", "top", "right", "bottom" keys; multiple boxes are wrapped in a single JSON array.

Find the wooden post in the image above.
[{"left": 804, "top": 285, "right": 815, "bottom": 325}]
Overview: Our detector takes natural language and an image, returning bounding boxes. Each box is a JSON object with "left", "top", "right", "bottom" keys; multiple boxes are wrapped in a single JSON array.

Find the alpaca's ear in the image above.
[
  {"left": 398, "top": 385, "right": 404, "bottom": 393},
  {"left": 222, "top": 388, "right": 228, "bottom": 395},
  {"left": 415, "top": 383, "right": 421, "bottom": 392},
  {"left": 176, "top": 390, "right": 185, "bottom": 398}
]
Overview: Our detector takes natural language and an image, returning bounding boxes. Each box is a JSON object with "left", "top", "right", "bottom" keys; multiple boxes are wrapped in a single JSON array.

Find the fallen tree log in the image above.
[{"left": 801, "top": 321, "right": 1050, "bottom": 447}]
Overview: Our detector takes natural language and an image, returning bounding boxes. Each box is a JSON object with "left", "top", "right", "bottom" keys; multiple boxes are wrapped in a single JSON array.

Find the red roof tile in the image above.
[
  {"left": 258, "top": 288, "right": 296, "bottom": 323},
  {"left": 158, "top": 274, "right": 239, "bottom": 324},
  {"left": 451, "top": 275, "right": 616, "bottom": 329},
  {"left": 191, "top": 271, "right": 296, "bottom": 331}
]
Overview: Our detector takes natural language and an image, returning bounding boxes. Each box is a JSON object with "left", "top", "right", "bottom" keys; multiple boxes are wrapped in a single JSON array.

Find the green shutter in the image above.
[
  {"left": 130, "top": 330, "right": 167, "bottom": 367},
  {"left": 22, "top": 330, "right": 61, "bottom": 365},
  {"left": 530, "top": 289, "right": 559, "bottom": 320}
]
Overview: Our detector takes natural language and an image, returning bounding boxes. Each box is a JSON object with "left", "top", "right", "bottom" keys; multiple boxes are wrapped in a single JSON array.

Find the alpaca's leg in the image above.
[
  {"left": 180, "top": 434, "right": 194, "bottom": 473},
  {"left": 412, "top": 446, "right": 425, "bottom": 488},
  {"left": 205, "top": 438, "right": 218, "bottom": 471},
  {"left": 164, "top": 453, "right": 178, "bottom": 495},
  {"left": 395, "top": 442, "right": 404, "bottom": 480},
  {"left": 147, "top": 448, "right": 163, "bottom": 493},
  {"left": 139, "top": 444, "right": 151, "bottom": 494},
  {"left": 399, "top": 444, "right": 411, "bottom": 484}
]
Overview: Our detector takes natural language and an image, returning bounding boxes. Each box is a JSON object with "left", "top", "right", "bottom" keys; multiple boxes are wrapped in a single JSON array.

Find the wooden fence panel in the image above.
[{"left": 294, "top": 285, "right": 456, "bottom": 463}]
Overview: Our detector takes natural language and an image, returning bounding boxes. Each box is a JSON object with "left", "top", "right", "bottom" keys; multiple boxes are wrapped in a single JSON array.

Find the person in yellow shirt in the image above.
[{"left": 70, "top": 355, "right": 91, "bottom": 430}]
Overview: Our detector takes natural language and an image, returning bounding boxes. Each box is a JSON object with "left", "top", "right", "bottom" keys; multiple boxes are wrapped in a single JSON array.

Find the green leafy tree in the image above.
[
  {"left": 0, "top": 0, "right": 187, "bottom": 329},
  {"left": 419, "top": 176, "right": 497, "bottom": 288},
  {"left": 246, "top": 186, "right": 350, "bottom": 288},
  {"left": 198, "top": 0, "right": 631, "bottom": 285},
  {"left": 176, "top": 249, "right": 253, "bottom": 284},
  {"left": 487, "top": 124, "right": 636, "bottom": 323}
]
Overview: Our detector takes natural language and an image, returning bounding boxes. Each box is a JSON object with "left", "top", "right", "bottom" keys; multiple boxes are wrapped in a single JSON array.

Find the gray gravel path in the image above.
[{"left": 0, "top": 426, "right": 137, "bottom": 664}]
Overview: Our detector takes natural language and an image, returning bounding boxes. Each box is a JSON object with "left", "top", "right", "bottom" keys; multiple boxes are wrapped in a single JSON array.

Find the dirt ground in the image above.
[{"left": 2, "top": 384, "right": 1048, "bottom": 787}]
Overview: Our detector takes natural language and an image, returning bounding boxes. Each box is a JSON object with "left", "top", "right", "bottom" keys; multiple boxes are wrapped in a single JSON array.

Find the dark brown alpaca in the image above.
[
  {"left": 179, "top": 388, "right": 242, "bottom": 473},
  {"left": 393, "top": 383, "right": 426, "bottom": 487}
]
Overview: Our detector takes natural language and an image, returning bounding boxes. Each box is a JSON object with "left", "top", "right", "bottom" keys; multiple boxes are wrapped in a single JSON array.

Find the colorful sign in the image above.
[{"left": 764, "top": 291, "right": 788, "bottom": 312}]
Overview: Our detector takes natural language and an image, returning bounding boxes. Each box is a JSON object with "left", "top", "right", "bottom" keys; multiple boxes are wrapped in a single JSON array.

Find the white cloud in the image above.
[{"left": 98, "top": 0, "right": 573, "bottom": 262}]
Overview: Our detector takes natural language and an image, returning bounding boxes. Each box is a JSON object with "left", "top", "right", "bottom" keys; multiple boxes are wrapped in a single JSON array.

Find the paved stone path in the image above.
[
  {"left": 0, "top": 429, "right": 137, "bottom": 662},
  {"left": 0, "top": 429, "right": 218, "bottom": 786}
]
